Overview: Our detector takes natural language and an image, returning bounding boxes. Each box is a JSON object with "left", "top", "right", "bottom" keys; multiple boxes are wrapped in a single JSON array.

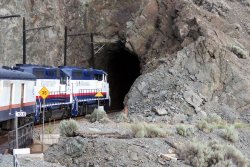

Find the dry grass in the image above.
[
  {"left": 59, "top": 119, "right": 78, "bottom": 137},
  {"left": 233, "top": 122, "right": 250, "bottom": 129},
  {"left": 206, "top": 113, "right": 221, "bottom": 124},
  {"left": 229, "top": 45, "right": 249, "bottom": 59},
  {"left": 177, "top": 140, "right": 248, "bottom": 167},
  {"left": 114, "top": 112, "right": 129, "bottom": 123},
  {"left": 90, "top": 108, "right": 108, "bottom": 122},
  {"left": 196, "top": 120, "right": 214, "bottom": 133},
  {"left": 176, "top": 125, "right": 194, "bottom": 137},
  {"left": 45, "top": 123, "right": 54, "bottom": 134},
  {"left": 222, "top": 126, "right": 239, "bottom": 142},
  {"left": 130, "top": 122, "right": 167, "bottom": 138}
]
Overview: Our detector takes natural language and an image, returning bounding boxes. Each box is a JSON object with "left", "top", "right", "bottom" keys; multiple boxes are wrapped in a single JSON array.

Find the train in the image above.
[{"left": 0, "top": 64, "right": 110, "bottom": 130}]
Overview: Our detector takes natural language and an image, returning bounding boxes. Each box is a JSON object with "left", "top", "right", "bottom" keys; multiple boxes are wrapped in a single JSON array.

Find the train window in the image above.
[
  {"left": 104, "top": 74, "right": 107, "bottom": 82},
  {"left": 60, "top": 77, "right": 67, "bottom": 84},
  {"left": 56, "top": 69, "right": 60, "bottom": 78},
  {"left": 33, "top": 69, "right": 44, "bottom": 79},
  {"left": 72, "top": 70, "right": 82, "bottom": 79},
  {"left": 83, "top": 70, "right": 93, "bottom": 80},
  {"left": 9, "top": 83, "right": 13, "bottom": 110},
  {"left": 94, "top": 74, "right": 103, "bottom": 81},
  {"left": 21, "top": 83, "right": 24, "bottom": 108},
  {"left": 45, "top": 70, "right": 55, "bottom": 78}
]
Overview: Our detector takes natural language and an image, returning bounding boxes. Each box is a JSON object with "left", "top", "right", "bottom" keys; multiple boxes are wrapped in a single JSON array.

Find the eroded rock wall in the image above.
[
  {"left": 125, "top": 0, "right": 250, "bottom": 122},
  {"left": 0, "top": 0, "right": 65, "bottom": 66}
]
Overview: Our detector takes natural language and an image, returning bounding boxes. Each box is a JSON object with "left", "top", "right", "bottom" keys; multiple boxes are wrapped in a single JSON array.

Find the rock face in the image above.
[
  {"left": 124, "top": 0, "right": 250, "bottom": 122},
  {"left": 0, "top": 0, "right": 65, "bottom": 66},
  {"left": 0, "top": 0, "right": 91, "bottom": 66}
]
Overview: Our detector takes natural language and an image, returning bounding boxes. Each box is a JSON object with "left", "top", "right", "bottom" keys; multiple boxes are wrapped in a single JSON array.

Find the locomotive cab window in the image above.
[
  {"left": 60, "top": 76, "right": 67, "bottom": 84},
  {"left": 94, "top": 74, "right": 103, "bottom": 81},
  {"left": 72, "top": 70, "right": 83, "bottom": 80},
  {"left": 83, "top": 70, "right": 92, "bottom": 80},
  {"left": 60, "top": 71, "right": 68, "bottom": 84},
  {"left": 103, "top": 74, "right": 107, "bottom": 82},
  {"left": 45, "top": 69, "right": 58, "bottom": 79},
  {"left": 33, "top": 69, "right": 45, "bottom": 79}
]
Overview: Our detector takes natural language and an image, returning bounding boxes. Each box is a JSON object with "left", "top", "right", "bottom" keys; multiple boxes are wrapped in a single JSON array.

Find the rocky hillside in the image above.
[{"left": 124, "top": 0, "right": 250, "bottom": 123}]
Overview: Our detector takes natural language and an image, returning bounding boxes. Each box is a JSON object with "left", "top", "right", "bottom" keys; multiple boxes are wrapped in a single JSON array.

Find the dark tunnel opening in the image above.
[{"left": 107, "top": 47, "right": 141, "bottom": 111}]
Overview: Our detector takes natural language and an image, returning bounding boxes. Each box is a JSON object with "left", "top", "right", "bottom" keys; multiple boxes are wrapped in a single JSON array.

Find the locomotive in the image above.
[{"left": 0, "top": 64, "right": 110, "bottom": 130}]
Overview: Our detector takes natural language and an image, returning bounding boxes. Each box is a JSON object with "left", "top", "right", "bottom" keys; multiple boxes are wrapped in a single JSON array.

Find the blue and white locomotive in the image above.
[{"left": 0, "top": 64, "right": 110, "bottom": 129}]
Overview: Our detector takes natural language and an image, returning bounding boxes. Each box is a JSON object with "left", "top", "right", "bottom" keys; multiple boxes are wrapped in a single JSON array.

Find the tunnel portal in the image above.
[{"left": 95, "top": 43, "right": 141, "bottom": 111}]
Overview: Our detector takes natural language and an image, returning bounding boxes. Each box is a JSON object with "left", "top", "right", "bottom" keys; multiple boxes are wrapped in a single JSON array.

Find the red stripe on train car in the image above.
[
  {"left": 0, "top": 101, "right": 36, "bottom": 111},
  {"left": 35, "top": 92, "right": 107, "bottom": 99},
  {"left": 36, "top": 94, "right": 70, "bottom": 99}
]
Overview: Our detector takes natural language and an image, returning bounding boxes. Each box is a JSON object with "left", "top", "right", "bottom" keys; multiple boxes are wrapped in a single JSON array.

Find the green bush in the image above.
[
  {"left": 176, "top": 125, "right": 194, "bottom": 137},
  {"left": 223, "top": 126, "right": 239, "bottom": 142},
  {"left": 59, "top": 119, "right": 78, "bottom": 137},
  {"left": 234, "top": 122, "right": 250, "bottom": 129},
  {"left": 115, "top": 112, "right": 129, "bottom": 123},
  {"left": 206, "top": 113, "right": 221, "bottom": 124},
  {"left": 196, "top": 120, "right": 213, "bottom": 133},
  {"left": 177, "top": 140, "right": 247, "bottom": 167},
  {"left": 45, "top": 123, "right": 54, "bottom": 134},
  {"left": 130, "top": 122, "right": 167, "bottom": 138},
  {"left": 90, "top": 108, "right": 107, "bottom": 122},
  {"left": 229, "top": 45, "right": 249, "bottom": 59}
]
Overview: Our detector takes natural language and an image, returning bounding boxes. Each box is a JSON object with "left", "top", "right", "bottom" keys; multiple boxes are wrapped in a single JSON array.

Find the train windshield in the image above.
[
  {"left": 94, "top": 74, "right": 103, "bottom": 81},
  {"left": 33, "top": 69, "right": 44, "bottom": 79},
  {"left": 72, "top": 70, "right": 83, "bottom": 80}
]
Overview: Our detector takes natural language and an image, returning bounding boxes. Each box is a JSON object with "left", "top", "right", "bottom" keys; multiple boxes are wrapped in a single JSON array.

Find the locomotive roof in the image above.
[
  {"left": 0, "top": 68, "right": 36, "bottom": 80},
  {"left": 15, "top": 64, "right": 60, "bottom": 79},
  {"left": 16, "top": 64, "right": 54, "bottom": 68},
  {"left": 59, "top": 66, "right": 107, "bottom": 75}
]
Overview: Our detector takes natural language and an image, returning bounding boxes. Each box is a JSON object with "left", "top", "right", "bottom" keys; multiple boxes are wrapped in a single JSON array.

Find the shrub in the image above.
[
  {"left": 196, "top": 120, "right": 213, "bottom": 133},
  {"left": 206, "top": 113, "right": 221, "bottom": 124},
  {"left": 229, "top": 45, "right": 249, "bottom": 59},
  {"left": 177, "top": 140, "right": 248, "bottom": 167},
  {"left": 59, "top": 119, "right": 78, "bottom": 137},
  {"left": 130, "top": 122, "right": 167, "bottom": 138},
  {"left": 234, "top": 122, "right": 250, "bottom": 129},
  {"left": 176, "top": 125, "right": 194, "bottom": 137},
  {"left": 90, "top": 108, "right": 107, "bottom": 122},
  {"left": 114, "top": 112, "right": 129, "bottom": 123},
  {"left": 45, "top": 123, "right": 54, "bottom": 134},
  {"left": 223, "top": 126, "right": 239, "bottom": 142}
]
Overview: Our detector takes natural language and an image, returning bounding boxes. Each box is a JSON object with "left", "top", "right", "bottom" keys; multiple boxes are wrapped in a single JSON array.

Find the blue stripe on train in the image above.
[
  {"left": 36, "top": 98, "right": 70, "bottom": 104},
  {"left": 0, "top": 105, "right": 35, "bottom": 122},
  {"left": 75, "top": 95, "right": 107, "bottom": 100}
]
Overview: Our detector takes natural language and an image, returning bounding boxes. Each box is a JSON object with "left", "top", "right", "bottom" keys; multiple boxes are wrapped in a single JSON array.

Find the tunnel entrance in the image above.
[
  {"left": 94, "top": 43, "right": 141, "bottom": 111},
  {"left": 107, "top": 47, "right": 141, "bottom": 110}
]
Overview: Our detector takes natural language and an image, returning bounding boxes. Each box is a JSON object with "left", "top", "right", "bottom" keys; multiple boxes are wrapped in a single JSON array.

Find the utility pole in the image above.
[
  {"left": 22, "top": 17, "right": 53, "bottom": 64},
  {"left": 23, "top": 17, "right": 26, "bottom": 64},
  {"left": 64, "top": 26, "right": 67, "bottom": 66},
  {"left": 64, "top": 26, "right": 95, "bottom": 67},
  {"left": 90, "top": 33, "right": 95, "bottom": 68}
]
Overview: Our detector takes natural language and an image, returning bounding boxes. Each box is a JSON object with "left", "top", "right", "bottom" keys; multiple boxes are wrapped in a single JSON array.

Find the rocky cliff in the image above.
[{"left": 123, "top": 0, "right": 250, "bottom": 123}]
